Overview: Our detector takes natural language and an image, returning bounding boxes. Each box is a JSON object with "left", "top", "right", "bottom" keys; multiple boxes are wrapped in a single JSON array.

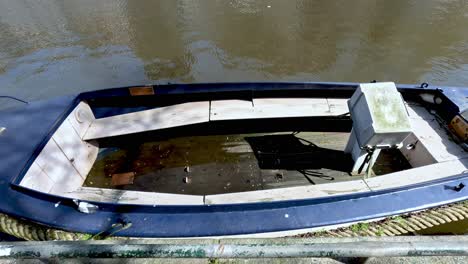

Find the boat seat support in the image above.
[{"left": 345, "top": 82, "right": 412, "bottom": 175}]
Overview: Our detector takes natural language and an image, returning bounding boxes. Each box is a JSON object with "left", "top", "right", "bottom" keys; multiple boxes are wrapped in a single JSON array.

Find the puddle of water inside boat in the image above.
[{"left": 84, "top": 132, "right": 410, "bottom": 195}]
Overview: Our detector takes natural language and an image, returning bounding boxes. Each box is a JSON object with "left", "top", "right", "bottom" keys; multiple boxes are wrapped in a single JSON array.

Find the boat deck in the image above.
[
  {"left": 5, "top": 82, "right": 468, "bottom": 237},
  {"left": 84, "top": 132, "right": 410, "bottom": 195}
]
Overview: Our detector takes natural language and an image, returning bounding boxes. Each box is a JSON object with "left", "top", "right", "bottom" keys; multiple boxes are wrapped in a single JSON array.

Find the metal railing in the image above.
[{"left": 0, "top": 236, "right": 466, "bottom": 258}]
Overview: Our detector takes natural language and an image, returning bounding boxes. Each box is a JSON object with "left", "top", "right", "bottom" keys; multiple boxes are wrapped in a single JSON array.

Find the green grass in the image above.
[
  {"left": 80, "top": 233, "right": 94, "bottom": 240},
  {"left": 350, "top": 222, "right": 369, "bottom": 232}
]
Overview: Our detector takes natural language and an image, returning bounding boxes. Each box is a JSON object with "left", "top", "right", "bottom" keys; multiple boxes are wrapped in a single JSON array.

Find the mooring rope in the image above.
[
  {"left": 0, "top": 200, "right": 466, "bottom": 240},
  {"left": 296, "top": 200, "right": 468, "bottom": 238},
  {"left": 0, "top": 214, "right": 87, "bottom": 241}
]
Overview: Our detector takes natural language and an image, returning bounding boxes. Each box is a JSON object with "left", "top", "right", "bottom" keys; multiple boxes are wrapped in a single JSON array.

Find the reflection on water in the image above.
[
  {"left": 1, "top": 0, "right": 468, "bottom": 107},
  {"left": 85, "top": 132, "right": 354, "bottom": 195},
  {"left": 84, "top": 131, "right": 409, "bottom": 195},
  {"left": 85, "top": 132, "right": 354, "bottom": 194},
  {"left": 85, "top": 134, "right": 264, "bottom": 195},
  {"left": 1, "top": 0, "right": 467, "bottom": 232}
]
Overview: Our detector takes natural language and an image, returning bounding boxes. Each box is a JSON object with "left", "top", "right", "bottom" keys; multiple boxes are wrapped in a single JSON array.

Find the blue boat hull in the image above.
[{"left": 0, "top": 82, "right": 466, "bottom": 237}]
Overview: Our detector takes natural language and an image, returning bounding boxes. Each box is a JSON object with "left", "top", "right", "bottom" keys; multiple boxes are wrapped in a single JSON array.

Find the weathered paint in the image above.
[
  {"left": 0, "top": 82, "right": 467, "bottom": 237},
  {"left": 1, "top": 236, "right": 467, "bottom": 258}
]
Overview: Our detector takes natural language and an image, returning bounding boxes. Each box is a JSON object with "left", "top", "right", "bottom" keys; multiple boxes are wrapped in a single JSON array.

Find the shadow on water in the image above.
[
  {"left": 85, "top": 115, "right": 411, "bottom": 195},
  {"left": 245, "top": 134, "right": 353, "bottom": 184},
  {"left": 85, "top": 128, "right": 356, "bottom": 195}
]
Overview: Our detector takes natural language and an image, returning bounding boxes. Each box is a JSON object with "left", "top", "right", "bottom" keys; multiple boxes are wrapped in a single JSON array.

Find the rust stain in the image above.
[
  {"left": 111, "top": 172, "right": 136, "bottom": 186},
  {"left": 449, "top": 115, "right": 467, "bottom": 142},
  {"left": 129, "top": 86, "right": 154, "bottom": 96},
  {"left": 216, "top": 244, "right": 225, "bottom": 255}
]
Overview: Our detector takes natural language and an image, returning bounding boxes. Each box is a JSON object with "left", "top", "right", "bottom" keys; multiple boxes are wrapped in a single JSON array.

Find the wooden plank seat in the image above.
[{"left": 84, "top": 99, "right": 349, "bottom": 140}]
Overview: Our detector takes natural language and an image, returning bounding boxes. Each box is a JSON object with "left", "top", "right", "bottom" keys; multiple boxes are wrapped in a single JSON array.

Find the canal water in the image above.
[
  {"left": 1, "top": 0, "right": 468, "bottom": 108},
  {"left": 84, "top": 131, "right": 411, "bottom": 195},
  {"left": 1, "top": 0, "right": 467, "bottom": 233}
]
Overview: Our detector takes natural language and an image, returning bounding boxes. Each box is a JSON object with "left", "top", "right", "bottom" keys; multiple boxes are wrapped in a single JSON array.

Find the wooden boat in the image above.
[{"left": 0, "top": 82, "right": 466, "bottom": 238}]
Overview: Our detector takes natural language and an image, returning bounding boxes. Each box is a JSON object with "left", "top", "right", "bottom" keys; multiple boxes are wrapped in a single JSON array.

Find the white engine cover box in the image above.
[{"left": 348, "top": 82, "right": 412, "bottom": 147}]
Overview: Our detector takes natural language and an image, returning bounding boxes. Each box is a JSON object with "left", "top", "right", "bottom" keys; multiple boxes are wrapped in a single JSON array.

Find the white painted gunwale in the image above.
[
  {"left": 20, "top": 102, "right": 98, "bottom": 194},
  {"left": 19, "top": 98, "right": 468, "bottom": 206}
]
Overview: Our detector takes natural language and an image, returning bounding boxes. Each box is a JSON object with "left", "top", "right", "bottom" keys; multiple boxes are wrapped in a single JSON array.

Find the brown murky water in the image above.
[
  {"left": 84, "top": 131, "right": 410, "bottom": 195},
  {"left": 85, "top": 132, "right": 354, "bottom": 195},
  {"left": 1, "top": 0, "right": 468, "bottom": 109},
  {"left": 1, "top": 0, "right": 467, "bottom": 233}
]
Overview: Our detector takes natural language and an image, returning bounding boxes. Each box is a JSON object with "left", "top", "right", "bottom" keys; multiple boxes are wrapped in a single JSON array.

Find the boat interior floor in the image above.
[
  {"left": 84, "top": 131, "right": 411, "bottom": 196},
  {"left": 18, "top": 98, "right": 468, "bottom": 205}
]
